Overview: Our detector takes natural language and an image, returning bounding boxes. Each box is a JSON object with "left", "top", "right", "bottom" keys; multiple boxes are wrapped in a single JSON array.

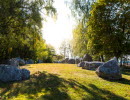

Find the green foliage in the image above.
[
  {"left": 45, "top": 44, "right": 56, "bottom": 63},
  {"left": 72, "top": 23, "right": 88, "bottom": 57},
  {"left": 53, "top": 54, "right": 64, "bottom": 61},
  {"left": 0, "top": 0, "right": 56, "bottom": 62},
  {"left": 70, "top": 0, "right": 95, "bottom": 58},
  {"left": 71, "top": 0, "right": 130, "bottom": 60},
  {"left": 87, "top": 0, "right": 130, "bottom": 59}
]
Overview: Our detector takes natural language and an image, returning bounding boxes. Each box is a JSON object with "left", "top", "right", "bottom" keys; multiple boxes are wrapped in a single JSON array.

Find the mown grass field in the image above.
[{"left": 0, "top": 63, "right": 130, "bottom": 100}]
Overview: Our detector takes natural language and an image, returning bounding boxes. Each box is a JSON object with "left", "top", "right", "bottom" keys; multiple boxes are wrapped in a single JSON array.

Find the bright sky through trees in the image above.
[{"left": 42, "top": 0, "right": 75, "bottom": 54}]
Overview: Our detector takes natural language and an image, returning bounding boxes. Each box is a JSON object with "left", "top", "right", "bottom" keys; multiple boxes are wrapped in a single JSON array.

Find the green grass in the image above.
[{"left": 0, "top": 63, "right": 130, "bottom": 100}]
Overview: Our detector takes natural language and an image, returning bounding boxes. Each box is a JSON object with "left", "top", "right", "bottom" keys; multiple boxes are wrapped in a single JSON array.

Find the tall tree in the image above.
[
  {"left": 70, "top": 0, "right": 130, "bottom": 61},
  {"left": 87, "top": 0, "right": 130, "bottom": 60},
  {"left": 72, "top": 23, "right": 88, "bottom": 57},
  {"left": 0, "top": 0, "right": 56, "bottom": 63},
  {"left": 59, "top": 40, "right": 72, "bottom": 58}
]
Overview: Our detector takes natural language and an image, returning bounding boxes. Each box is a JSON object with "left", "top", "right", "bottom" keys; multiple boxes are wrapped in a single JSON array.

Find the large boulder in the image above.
[
  {"left": 68, "top": 59, "right": 75, "bottom": 64},
  {"left": 82, "top": 61, "right": 104, "bottom": 70},
  {"left": 26, "top": 59, "right": 34, "bottom": 64},
  {"left": 83, "top": 54, "right": 93, "bottom": 62},
  {"left": 96, "top": 57, "right": 122, "bottom": 80},
  {"left": 0, "top": 65, "right": 30, "bottom": 82}
]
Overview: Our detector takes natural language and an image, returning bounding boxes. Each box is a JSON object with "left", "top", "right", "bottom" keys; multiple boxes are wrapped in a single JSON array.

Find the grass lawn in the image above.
[{"left": 0, "top": 63, "right": 130, "bottom": 100}]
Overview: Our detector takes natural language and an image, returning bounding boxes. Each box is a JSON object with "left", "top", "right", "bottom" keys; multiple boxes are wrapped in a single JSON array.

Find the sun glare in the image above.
[{"left": 42, "top": 0, "right": 75, "bottom": 54}]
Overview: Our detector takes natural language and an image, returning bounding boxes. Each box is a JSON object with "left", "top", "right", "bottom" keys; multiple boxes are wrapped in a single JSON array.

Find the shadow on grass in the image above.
[
  {"left": 122, "top": 69, "right": 130, "bottom": 75},
  {"left": 0, "top": 71, "right": 127, "bottom": 100},
  {"left": 107, "top": 78, "right": 130, "bottom": 86}
]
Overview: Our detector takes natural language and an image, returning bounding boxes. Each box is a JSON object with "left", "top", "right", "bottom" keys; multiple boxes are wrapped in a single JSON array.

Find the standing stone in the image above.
[
  {"left": 83, "top": 54, "right": 93, "bottom": 62},
  {"left": 96, "top": 57, "right": 122, "bottom": 80}
]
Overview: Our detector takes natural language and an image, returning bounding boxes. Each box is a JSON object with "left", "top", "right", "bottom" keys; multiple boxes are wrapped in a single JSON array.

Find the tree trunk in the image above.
[
  {"left": 100, "top": 55, "right": 104, "bottom": 62},
  {"left": 120, "top": 57, "right": 123, "bottom": 67}
]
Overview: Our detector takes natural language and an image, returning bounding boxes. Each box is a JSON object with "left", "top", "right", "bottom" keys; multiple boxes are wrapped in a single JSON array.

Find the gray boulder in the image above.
[
  {"left": 0, "top": 65, "right": 22, "bottom": 82},
  {"left": 83, "top": 54, "right": 93, "bottom": 62},
  {"left": 8, "top": 58, "right": 19, "bottom": 67},
  {"left": 8, "top": 58, "right": 25, "bottom": 67},
  {"left": 18, "top": 58, "right": 26, "bottom": 66},
  {"left": 96, "top": 57, "right": 122, "bottom": 80},
  {"left": 21, "top": 69, "right": 30, "bottom": 80},
  {"left": 37, "top": 60, "right": 43, "bottom": 63},
  {"left": 68, "top": 59, "right": 75, "bottom": 64},
  {"left": 26, "top": 59, "right": 34, "bottom": 64},
  {"left": 75, "top": 59, "right": 80, "bottom": 64},
  {"left": 82, "top": 61, "right": 104, "bottom": 70},
  {"left": 78, "top": 61, "right": 88, "bottom": 67},
  {"left": 0, "top": 65, "right": 30, "bottom": 82}
]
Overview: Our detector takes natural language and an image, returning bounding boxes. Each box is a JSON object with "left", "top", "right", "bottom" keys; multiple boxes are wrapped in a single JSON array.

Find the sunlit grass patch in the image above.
[{"left": 0, "top": 64, "right": 130, "bottom": 100}]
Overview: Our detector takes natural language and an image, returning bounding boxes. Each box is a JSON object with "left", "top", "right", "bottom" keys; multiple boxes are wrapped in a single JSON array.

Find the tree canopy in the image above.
[
  {"left": 71, "top": 0, "right": 130, "bottom": 61},
  {"left": 0, "top": 0, "right": 56, "bottom": 63}
]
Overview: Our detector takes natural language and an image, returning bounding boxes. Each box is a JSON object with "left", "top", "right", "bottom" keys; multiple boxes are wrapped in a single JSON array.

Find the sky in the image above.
[{"left": 42, "top": 0, "right": 76, "bottom": 54}]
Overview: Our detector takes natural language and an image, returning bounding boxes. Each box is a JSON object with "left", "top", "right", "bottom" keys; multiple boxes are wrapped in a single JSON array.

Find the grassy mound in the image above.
[{"left": 0, "top": 64, "right": 130, "bottom": 100}]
